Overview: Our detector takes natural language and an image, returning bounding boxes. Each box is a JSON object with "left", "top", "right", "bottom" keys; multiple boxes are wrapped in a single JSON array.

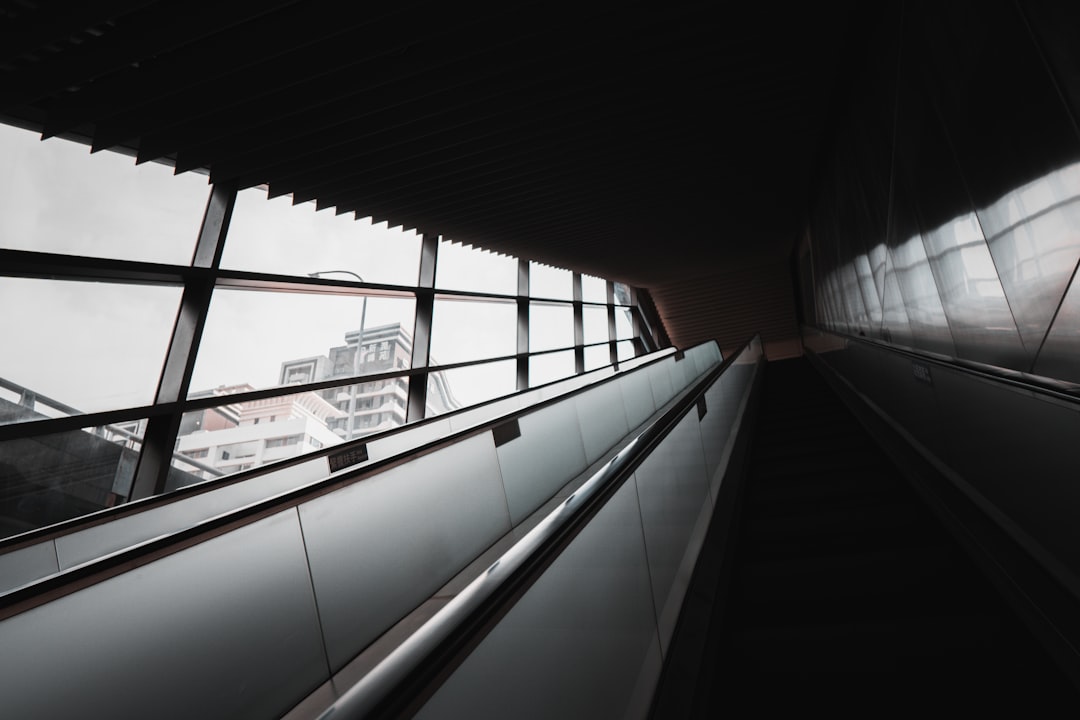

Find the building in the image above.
[
  {"left": 2, "top": 1, "right": 1080, "bottom": 715},
  {"left": 169, "top": 322, "right": 462, "bottom": 483}
]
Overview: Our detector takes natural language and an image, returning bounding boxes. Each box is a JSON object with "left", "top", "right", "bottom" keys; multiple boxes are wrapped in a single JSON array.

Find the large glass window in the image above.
[
  {"left": 0, "top": 122, "right": 654, "bottom": 537},
  {"left": 529, "top": 262, "right": 573, "bottom": 300},
  {"left": 0, "top": 421, "right": 148, "bottom": 535},
  {"left": 436, "top": 239, "right": 518, "bottom": 295},
  {"left": 221, "top": 187, "right": 422, "bottom": 286},
  {"left": 191, "top": 289, "right": 415, "bottom": 393},
  {"left": 0, "top": 123, "right": 209, "bottom": 265},
  {"left": 427, "top": 360, "right": 516, "bottom": 415},
  {"left": 530, "top": 302, "right": 575, "bottom": 352},
  {"left": 530, "top": 350, "right": 576, "bottom": 387},
  {"left": 430, "top": 298, "right": 517, "bottom": 365},
  {"left": 0, "top": 277, "right": 182, "bottom": 420},
  {"left": 581, "top": 275, "right": 608, "bottom": 304}
]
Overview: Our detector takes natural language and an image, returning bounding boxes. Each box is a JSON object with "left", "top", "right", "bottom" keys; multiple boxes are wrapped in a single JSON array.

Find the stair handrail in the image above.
[{"left": 317, "top": 334, "right": 762, "bottom": 720}]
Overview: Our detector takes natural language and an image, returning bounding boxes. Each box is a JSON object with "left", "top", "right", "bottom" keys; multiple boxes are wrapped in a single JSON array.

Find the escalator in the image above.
[{"left": 688, "top": 357, "right": 1078, "bottom": 714}]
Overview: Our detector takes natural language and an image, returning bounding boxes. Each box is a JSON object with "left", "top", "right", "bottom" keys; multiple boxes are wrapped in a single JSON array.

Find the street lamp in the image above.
[{"left": 309, "top": 271, "right": 367, "bottom": 440}]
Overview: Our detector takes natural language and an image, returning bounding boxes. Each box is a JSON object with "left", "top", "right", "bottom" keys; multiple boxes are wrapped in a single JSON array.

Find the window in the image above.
[{"left": 0, "top": 125, "right": 653, "bottom": 536}]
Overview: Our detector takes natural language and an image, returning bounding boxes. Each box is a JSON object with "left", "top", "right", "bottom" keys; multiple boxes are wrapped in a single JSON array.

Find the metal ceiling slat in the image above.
[
  {"left": 43, "top": 1, "right": 412, "bottom": 140},
  {"left": 0, "top": 0, "right": 156, "bottom": 66},
  {"left": 0, "top": 0, "right": 302, "bottom": 112}
]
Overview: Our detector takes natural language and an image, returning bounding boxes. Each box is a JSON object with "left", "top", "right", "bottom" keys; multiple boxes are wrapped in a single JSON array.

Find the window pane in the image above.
[
  {"left": 615, "top": 306, "right": 634, "bottom": 340},
  {"left": 430, "top": 298, "right": 517, "bottom": 365},
  {"left": 0, "top": 123, "right": 208, "bottom": 265},
  {"left": 529, "top": 262, "right": 573, "bottom": 300},
  {"left": 428, "top": 360, "right": 516, "bottom": 415},
  {"left": 174, "top": 379, "right": 409, "bottom": 485},
  {"left": 530, "top": 302, "right": 574, "bottom": 352},
  {"left": 613, "top": 282, "right": 633, "bottom": 306},
  {"left": 583, "top": 306, "right": 609, "bottom": 344},
  {"left": 221, "top": 187, "right": 422, "bottom": 287},
  {"left": 191, "top": 288, "right": 415, "bottom": 394},
  {"left": 0, "top": 277, "right": 181, "bottom": 421},
  {"left": 0, "top": 420, "right": 147, "bottom": 538},
  {"left": 616, "top": 340, "right": 636, "bottom": 361},
  {"left": 581, "top": 275, "right": 607, "bottom": 304},
  {"left": 436, "top": 239, "right": 518, "bottom": 295},
  {"left": 584, "top": 344, "right": 610, "bottom": 371},
  {"left": 530, "top": 350, "right": 575, "bottom": 387}
]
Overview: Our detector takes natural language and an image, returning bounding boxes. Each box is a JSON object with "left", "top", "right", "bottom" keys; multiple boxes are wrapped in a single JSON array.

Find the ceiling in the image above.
[{"left": 0, "top": 1, "right": 861, "bottom": 352}]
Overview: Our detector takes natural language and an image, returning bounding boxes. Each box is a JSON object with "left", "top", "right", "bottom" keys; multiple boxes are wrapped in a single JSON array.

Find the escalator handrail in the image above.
[{"left": 317, "top": 334, "right": 762, "bottom": 720}]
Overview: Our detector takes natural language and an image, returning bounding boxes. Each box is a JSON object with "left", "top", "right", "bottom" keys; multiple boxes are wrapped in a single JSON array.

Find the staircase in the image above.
[{"left": 691, "top": 357, "right": 1077, "bottom": 714}]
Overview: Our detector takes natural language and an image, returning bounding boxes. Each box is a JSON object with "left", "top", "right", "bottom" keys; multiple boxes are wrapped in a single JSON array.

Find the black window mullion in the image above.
[
  {"left": 406, "top": 233, "right": 438, "bottom": 422},
  {"left": 607, "top": 280, "right": 618, "bottom": 366},
  {"left": 516, "top": 259, "right": 530, "bottom": 390},
  {"left": 128, "top": 181, "right": 237, "bottom": 502},
  {"left": 572, "top": 272, "right": 584, "bottom": 374}
]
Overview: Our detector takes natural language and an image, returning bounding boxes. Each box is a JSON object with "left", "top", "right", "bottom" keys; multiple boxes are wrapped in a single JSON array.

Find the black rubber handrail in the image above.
[{"left": 317, "top": 334, "right": 761, "bottom": 720}]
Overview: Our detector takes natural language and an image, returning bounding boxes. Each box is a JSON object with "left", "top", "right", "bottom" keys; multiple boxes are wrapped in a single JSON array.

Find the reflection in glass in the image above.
[
  {"left": 0, "top": 123, "right": 209, "bottom": 265},
  {"left": 221, "top": 187, "right": 421, "bottom": 287},
  {"left": 583, "top": 306, "right": 609, "bottom": 345},
  {"left": 0, "top": 421, "right": 150, "bottom": 538},
  {"left": 0, "top": 277, "right": 182, "bottom": 420},
  {"left": 581, "top": 275, "right": 607, "bottom": 304},
  {"left": 427, "top": 360, "right": 515, "bottom": 415},
  {"left": 978, "top": 162, "right": 1080, "bottom": 353},
  {"left": 1033, "top": 271, "right": 1080, "bottom": 384},
  {"left": 436, "top": 240, "right": 517, "bottom": 295},
  {"left": 583, "top": 344, "right": 610, "bottom": 372},
  {"left": 530, "top": 350, "right": 575, "bottom": 387},
  {"left": 888, "top": 231, "right": 956, "bottom": 356},
  {"left": 430, "top": 298, "right": 517, "bottom": 365},
  {"left": 921, "top": 212, "right": 1025, "bottom": 368},
  {"left": 191, "top": 288, "right": 415, "bottom": 393},
  {"left": 529, "top": 262, "right": 573, "bottom": 300},
  {"left": 530, "top": 302, "right": 574, "bottom": 352}
]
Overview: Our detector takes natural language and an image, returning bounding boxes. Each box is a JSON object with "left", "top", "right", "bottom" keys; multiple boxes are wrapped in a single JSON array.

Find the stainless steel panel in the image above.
[
  {"left": 633, "top": 412, "right": 710, "bottom": 654},
  {"left": 300, "top": 432, "right": 511, "bottom": 672},
  {"left": 0, "top": 510, "right": 327, "bottom": 720},
  {"left": 620, "top": 365, "right": 658, "bottom": 430},
  {"left": 497, "top": 401, "right": 588, "bottom": 525},
  {"left": 415, "top": 480, "right": 662, "bottom": 720},
  {"left": 575, "top": 377, "right": 631, "bottom": 466},
  {"left": 55, "top": 456, "right": 330, "bottom": 570},
  {"left": 0, "top": 539, "right": 58, "bottom": 594}
]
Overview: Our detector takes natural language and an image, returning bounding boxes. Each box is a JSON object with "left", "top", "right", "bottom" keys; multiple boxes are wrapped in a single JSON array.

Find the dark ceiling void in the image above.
[{"left": 0, "top": 0, "right": 861, "bottom": 351}]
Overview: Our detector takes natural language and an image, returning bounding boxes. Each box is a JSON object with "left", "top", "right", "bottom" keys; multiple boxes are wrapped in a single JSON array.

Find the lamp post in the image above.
[{"left": 309, "top": 271, "right": 367, "bottom": 440}]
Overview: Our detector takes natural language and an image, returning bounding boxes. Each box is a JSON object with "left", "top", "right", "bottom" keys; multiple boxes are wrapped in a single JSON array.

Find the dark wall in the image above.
[{"left": 802, "top": 0, "right": 1080, "bottom": 382}]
